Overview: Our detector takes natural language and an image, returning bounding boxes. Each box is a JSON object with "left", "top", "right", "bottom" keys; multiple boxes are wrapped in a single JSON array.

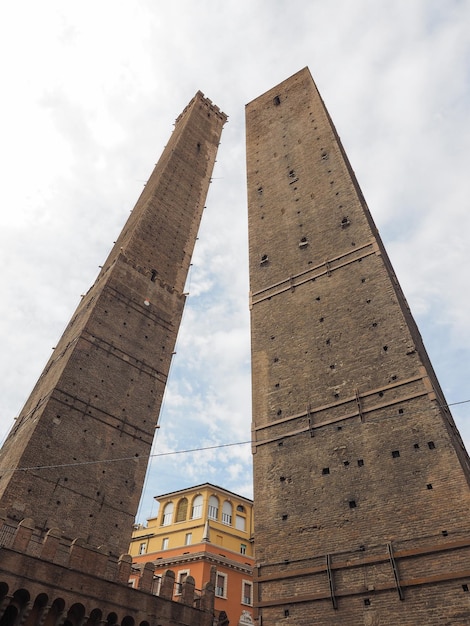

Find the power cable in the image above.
[
  {"left": 0, "top": 440, "right": 251, "bottom": 473},
  {"left": 0, "top": 397, "right": 468, "bottom": 474}
]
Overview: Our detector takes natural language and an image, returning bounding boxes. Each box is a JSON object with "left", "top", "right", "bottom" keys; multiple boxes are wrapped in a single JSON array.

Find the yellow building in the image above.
[{"left": 129, "top": 484, "right": 254, "bottom": 626}]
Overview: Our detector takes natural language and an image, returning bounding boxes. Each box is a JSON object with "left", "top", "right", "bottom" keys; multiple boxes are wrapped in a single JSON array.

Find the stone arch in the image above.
[
  {"left": 42, "top": 598, "right": 65, "bottom": 626},
  {"left": 0, "top": 605, "right": 18, "bottom": 626},
  {"left": 0, "top": 584, "right": 8, "bottom": 603},
  {"left": 23, "top": 594, "right": 48, "bottom": 626},
  {"left": 121, "top": 617, "right": 134, "bottom": 626},
  {"left": 106, "top": 612, "right": 118, "bottom": 626},
  {"left": 85, "top": 608, "right": 102, "bottom": 626},
  {"left": 64, "top": 603, "right": 86, "bottom": 626},
  {"left": 11, "top": 589, "right": 30, "bottom": 610},
  {"left": 0, "top": 590, "right": 30, "bottom": 626},
  {"left": 0, "top": 583, "right": 9, "bottom": 623}
]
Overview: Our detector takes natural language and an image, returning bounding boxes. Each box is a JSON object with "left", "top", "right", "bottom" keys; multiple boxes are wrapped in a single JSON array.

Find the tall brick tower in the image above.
[
  {"left": 247, "top": 68, "right": 470, "bottom": 624},
  {"left": 0, "top": 92, "right": 226, "bottom": 556}
]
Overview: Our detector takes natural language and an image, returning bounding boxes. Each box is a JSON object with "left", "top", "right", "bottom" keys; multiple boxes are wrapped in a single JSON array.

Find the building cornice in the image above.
[
  {"left": 154, "top": 483, "right": 253, "bottom": 505},
  {"left": 136, "top": 550, "right": 253, "bottom": 575}
]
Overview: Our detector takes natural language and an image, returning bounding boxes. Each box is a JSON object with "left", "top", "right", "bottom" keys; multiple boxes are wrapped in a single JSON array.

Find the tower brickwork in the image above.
[
  {"left": 0, "top": 91, "right": 226, "bottom": 556},
  {"left": 246, "top": 68, "right": 470, "bottom": 624}
]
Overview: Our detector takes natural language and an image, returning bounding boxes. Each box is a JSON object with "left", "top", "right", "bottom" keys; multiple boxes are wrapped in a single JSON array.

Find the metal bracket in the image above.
[
  {"left": 307, "top": 404, "right": 314, "bottom": 437},
  {"left": 387, "top": 542, "right": 404, "bottom": 601},
  {"left": 326, "top": 554, "right": 338, "bottom": 609},
  {"left": 355, "top": 389, "right": 364, "bottom": 422}
]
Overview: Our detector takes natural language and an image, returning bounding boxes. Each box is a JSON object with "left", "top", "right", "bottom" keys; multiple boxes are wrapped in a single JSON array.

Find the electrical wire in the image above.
[
  {"left": 0, "top": 440, "right": 252, "bottom": 473},
  {"left": 0, "top": 398, "right": 468, "bottom": 474}
]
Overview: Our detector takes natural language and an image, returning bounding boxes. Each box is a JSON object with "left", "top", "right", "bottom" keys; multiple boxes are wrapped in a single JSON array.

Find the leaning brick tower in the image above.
[
  {"left": 0, "top": 91, "right": 226, "bottom": 556},
  {"left": 247, "top": 68, "right": 470, "bottom": 624}
]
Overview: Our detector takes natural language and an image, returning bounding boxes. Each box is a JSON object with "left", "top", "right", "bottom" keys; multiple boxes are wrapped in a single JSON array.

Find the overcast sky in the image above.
[{"left": 0, "top": 0, "right": 469, "bottom": 524}]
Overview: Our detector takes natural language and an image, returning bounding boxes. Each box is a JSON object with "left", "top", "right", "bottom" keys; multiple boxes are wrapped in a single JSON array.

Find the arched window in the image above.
[
  {"left": 222, "top": 501, "right": 232, "bottom": 525},
  {"left": 24, "top": 594, "right": 49, "bottom": 626},
  {"left": 105, "top": 613, "right": 118, "bottom": 626},
  {"left": 42, "top": 598, "right": 65, "bottom": 626},
  {"left": 0, "top": 583, "right": 8, "bottom": 603},
  {"left": 0, "top": 606, "right": 18, "bottom": 626},
  {"left": 175, "top": 497, "right": 188, "bottom": 522},
  {"left": 191, "top": 495, "right": 203, "bottom": 519},
  {"left": 208, "top": 496, "right": 219, "bottom": 520},
  {"left": 85, "top": 609, "right": 103, "bottom": 626},
  {"left": 12, "top": 589, "right": 30, "bottom": 608},
  {"left": 65, "top": 604, "right": 86, "bottom": 626},
  {"left": 162, "top": 502, "right": 174, "bottom": 526}
]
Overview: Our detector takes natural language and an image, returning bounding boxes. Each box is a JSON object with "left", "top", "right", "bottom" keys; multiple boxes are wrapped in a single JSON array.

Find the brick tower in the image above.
[
  {"left": 247, "top": 68, "right": 470, "bottom": 624},
  {"left": 0, "top": 92, "right": 227, "bottom": 556}
]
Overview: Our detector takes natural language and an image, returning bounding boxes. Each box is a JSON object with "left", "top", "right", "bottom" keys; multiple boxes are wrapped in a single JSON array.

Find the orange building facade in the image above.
[{"left": 129, "top": 484, "right": 254, "bottom": 626}]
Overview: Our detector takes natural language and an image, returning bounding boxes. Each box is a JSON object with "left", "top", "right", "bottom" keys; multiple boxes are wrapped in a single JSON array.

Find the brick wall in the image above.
[
  {"left": 0, "top": 92, "right": 227, "bottom": 556},
  {"left": 247, "top": 68, "right": 470, "bottom": 624}
]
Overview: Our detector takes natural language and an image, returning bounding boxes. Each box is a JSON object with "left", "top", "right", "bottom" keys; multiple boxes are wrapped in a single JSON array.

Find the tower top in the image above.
[
  {"left": 176, "top": 90, "right": 228, "bottom": 125},
  {"left": 0, "top": 91, "right": 226, "bottom": 555},
  {"left": 247, "top": 67, "right": 470, "bottom": 623}
]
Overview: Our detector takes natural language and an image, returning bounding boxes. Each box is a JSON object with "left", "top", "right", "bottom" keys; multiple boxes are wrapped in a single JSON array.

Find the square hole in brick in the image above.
[
  {"left": 322, "top": 467, "right": 330, "bottom": 475},
  {"left": 428, "top": 441, "right": 436, "bottom": 449},
  {"left": 392, "top": 450, "right": 400, "bottom": 458},
  {"left": 364, "top": 598, "right": 371, "bottom": 606},
  {"left": 357, "top": 459, "right": 364, "bottom": 467},
  {"left": 349, "top": 500, "right": 357, "bottom": 508}
]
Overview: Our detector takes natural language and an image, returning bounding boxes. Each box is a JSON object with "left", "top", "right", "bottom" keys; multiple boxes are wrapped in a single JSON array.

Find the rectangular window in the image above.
[
  {"left": 222, "top": 512, "right": 232, "bottom": 525},
  {"left": 176, "top": 570, "right": 189, "bottom": 595},
  {"left": 240, "top": 544, "right": 247, "bottom": 555},
  {"left": 208, "top": 505, "right": 218, "bottom": 519},
  {"left": 235, "top": 515, "right": 246, "bottom": 531},
  {"left": 152, "top": 575, "right": 161, "bottom": 596},
  {"left": 139, "top": 542, "right": 147, "bottom": 555},
  {"left": 215, "top": 572, "right": 228, "bottom": 598},
  {"left": 185, "top": 532, "right": 192, "bottom": 546},
  {"left": 162, "top": 512, "right": 172, "bottom": 526},
  {"left": 162, "top": 537, "right": 169, "bottom": 550},
  {"left": 242, "top": 580, "right": 253, "bottom": 605},
  {"left": 191, "top": 504, "right": 202, "bottom": 519}
]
